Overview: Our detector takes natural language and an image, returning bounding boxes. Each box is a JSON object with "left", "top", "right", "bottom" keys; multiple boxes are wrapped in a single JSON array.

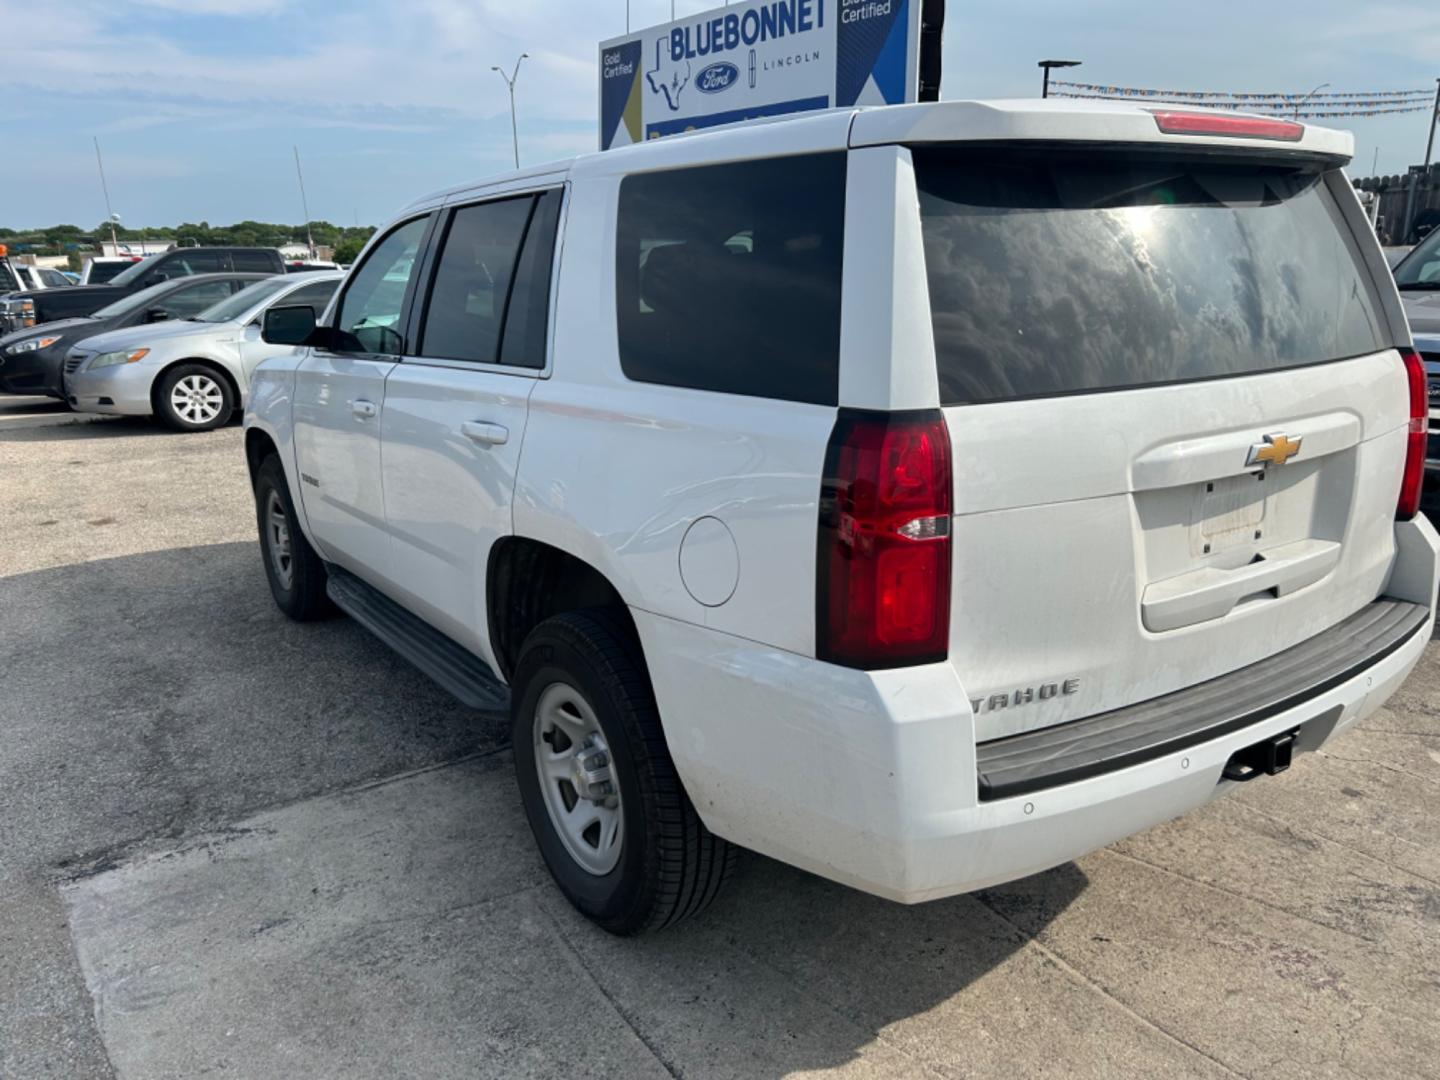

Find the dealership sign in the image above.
[{"left": 599, "top": 0, "right": 929, "bottom": 150}]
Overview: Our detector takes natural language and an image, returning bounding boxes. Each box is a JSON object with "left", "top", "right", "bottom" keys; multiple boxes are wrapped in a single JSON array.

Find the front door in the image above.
[
  {"left": 292, "top": 215, "right": 431, "bottom": 586},
  {"left": 380, "top": 188, "right": 563, "bottom": 664}
]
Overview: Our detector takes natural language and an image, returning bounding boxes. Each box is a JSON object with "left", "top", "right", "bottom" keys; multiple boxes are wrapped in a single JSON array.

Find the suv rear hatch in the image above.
[{"left": 908, "top": 137, "right": 1408, "bottom": 741}]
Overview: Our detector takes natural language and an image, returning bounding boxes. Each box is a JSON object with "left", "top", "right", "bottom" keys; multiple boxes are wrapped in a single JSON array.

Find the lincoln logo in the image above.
[{"left": 1247, "top": 432, "right": 1303, "bottom": 468}]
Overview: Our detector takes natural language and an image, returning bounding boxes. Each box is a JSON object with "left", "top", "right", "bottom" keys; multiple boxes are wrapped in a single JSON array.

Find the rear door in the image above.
[
  {"left": 378, "top": 188, "right": 563, "bottom": 662},
  {"left": 293, "top": 215, "right": 432, "bottom": 586},
  {"left": 908, "top": 145, "right": 1406, "bottom": 739}
]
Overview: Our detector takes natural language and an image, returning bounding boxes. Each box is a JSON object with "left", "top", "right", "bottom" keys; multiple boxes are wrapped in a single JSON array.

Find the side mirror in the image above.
[
  {"left": 262, "top": 304, "right": 319, "bottom": 346},
  {"left": 145, "top": 272, "right": 169, "bottom": 286},
  {"left": 145, "top": 307, "right": 172, "bottom": 323}
]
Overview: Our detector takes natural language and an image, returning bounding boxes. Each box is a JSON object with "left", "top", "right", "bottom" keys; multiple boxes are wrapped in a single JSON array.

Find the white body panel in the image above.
[
  {"left": 379, "top": 361, "right": 535, "bottom": 666},
  {"left": 245, "top": 99, "right": 1439, "bottom": 905}
]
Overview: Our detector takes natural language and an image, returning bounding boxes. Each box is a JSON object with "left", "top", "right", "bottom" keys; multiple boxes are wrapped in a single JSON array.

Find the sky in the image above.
[{"left": 0, "top": 0, "right": 1437, "bottom": 229}]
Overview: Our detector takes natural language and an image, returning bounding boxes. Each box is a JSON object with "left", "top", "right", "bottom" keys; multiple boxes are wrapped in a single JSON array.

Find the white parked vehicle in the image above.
[
  {"left": 244, "top": 100, "right": 1438, "bottom": 935},
  {"left": 66, "top": 272, "right": 341, "bottom": 431}
]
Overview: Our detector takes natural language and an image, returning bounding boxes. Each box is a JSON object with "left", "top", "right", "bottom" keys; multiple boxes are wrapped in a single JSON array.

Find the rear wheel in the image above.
[
  {"left": 254, "top": 454, "right": 331, "bottom": 621},
  {"left": 156, "top": 363, "right": 233, "bottom": 431},
  {"left": 512, "top": 610, "right": 736, "bottom": 934}
]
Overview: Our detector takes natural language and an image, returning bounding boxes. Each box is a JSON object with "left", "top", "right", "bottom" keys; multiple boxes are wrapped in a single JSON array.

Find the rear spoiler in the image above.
[{"left": 849, "top": 100, "right": 1353, "bottom": 164}]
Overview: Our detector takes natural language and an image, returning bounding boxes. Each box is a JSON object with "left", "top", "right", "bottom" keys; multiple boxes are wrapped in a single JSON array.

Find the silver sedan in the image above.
[{"left": 65, "top": 271, "right": 341, "bottom": 431}]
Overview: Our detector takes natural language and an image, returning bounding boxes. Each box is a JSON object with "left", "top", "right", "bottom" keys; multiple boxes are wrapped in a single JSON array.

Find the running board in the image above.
[{"left": 326, "top": 566, "right": 509, "bottom": 712}]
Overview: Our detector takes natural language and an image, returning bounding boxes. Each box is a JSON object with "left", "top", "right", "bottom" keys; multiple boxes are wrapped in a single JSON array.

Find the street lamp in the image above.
[
  {"left": 1293, "top": 82, "right": 1330, "bottom": 119},
  {"left": 492, "top": 54, "right": 529, "bottom": 170},
  {"left": 1038, "top": 59, "right": 1082, "bottom": 99}
]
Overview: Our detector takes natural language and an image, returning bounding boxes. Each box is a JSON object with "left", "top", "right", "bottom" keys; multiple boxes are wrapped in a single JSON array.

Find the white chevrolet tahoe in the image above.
[{"left": 244, "top": 100, "right": 1439, "bottom": 935}]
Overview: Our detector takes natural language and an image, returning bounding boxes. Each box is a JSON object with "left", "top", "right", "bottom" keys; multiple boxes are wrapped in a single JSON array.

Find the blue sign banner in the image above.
[{"left": 599, "top": 0, "right": 924, "bottom": 150}]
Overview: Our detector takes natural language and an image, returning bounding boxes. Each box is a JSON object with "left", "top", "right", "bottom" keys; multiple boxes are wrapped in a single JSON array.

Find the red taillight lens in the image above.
[
  {"left": 1149, "top": 110, "right": 1304, "bottom": 142},
  {"left": 817, "top": 410, "right": 952, "bottom": 669},
  {"left": 1398, "top": 349, "right": 1428, "bottom": 521}
]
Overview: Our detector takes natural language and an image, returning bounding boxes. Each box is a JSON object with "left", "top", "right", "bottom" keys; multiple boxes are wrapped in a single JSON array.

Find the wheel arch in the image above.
[{"left": 486, "top": 537, "right": 639, "bottom": 684}]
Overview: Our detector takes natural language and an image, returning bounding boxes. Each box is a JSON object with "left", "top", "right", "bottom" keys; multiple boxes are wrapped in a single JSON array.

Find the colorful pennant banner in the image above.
[{"left": 1051, "top": 81, "right": 1434, "bottom": 102}]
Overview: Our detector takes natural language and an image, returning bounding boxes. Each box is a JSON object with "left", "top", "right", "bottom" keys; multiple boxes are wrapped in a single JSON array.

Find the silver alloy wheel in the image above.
[
  {"left": 534, "top": 682, "right": 623, "bottom": 876},
  {"left": 265, "top": 489, "right": 294, "bottom": 590},
  {"left": 170, "top": 373, "right": 224, "bottom": 425}
]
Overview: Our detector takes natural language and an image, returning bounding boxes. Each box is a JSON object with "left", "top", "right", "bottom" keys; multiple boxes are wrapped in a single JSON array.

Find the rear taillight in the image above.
[
  {"left": 1149, "top": 110, "right": 1304, "bottom": 142},
  {"left": 817, "top": 409, "right": 952, "bottom": 669},
  {"left": 1398, "top": 349, "right": 1428, "bottom": 521}
]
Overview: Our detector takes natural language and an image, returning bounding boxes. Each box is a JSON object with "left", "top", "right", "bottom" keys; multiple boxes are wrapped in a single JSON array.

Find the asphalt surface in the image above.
[{"left": 2, "top": 407, "right": 1439, "bottom": 1079}]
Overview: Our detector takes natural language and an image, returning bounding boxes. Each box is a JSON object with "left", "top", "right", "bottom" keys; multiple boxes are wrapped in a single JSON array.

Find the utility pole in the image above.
[
  {"left": 492, "top": 54, "right": 528, "bottom": 170},
  {"left": 93, "top": 137, "right": 119, "bottom": 255},
  {"left": 1038, "top": 59, "right": 1082, "bottom": 99},
  {"left": 293, "top": 146, "right": 315, "bottom": 259},
  {"left": 1402, "top": 78, "right": 1440, "bottom": 243}
]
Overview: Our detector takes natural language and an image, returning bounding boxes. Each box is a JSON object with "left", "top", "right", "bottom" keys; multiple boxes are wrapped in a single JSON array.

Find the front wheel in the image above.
[
  {"left": 512, "top": 610, "right": 736, "bottom": 935},
  {"left": 254, "top": 454, "right": 331, "bottom": 621},
  {"left": 156, "top": 363, "right": 233, "bottom": 431}
]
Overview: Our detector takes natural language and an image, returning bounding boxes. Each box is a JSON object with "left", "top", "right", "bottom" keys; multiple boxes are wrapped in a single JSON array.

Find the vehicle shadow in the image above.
[
  {"left": 0, "top": 416, "right": 206, "bottom": 442},
  {"left": 3, "top": 541, "right": 1087, "bottom": 1079}
]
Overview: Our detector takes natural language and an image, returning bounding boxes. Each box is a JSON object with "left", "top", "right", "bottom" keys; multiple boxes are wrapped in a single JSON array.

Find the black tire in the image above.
[
  {"left": 155, "top": 362, "right": 234, "bottom": 431},
  {"left": 512, "top": 609, "right": 736, "bottom": 935},
  {"left": 254, "top": 454, "right": 331, "bottom": 621}
]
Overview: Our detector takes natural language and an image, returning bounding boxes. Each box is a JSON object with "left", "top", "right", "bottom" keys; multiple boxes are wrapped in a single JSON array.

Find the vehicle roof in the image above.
[{"left": 400, "top": 99, "right": 1353, "bottom": 214}]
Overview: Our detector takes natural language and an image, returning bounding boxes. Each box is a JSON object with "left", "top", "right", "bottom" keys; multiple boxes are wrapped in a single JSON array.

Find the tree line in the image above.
[{"left": 0, "top": 221, "right": 377, "bottom": 264}]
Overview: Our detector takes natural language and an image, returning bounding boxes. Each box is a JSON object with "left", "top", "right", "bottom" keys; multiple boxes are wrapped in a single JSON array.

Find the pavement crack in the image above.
[
  {"left": 974, "top": 897, "right": 1250, "bottom": 1080},
  {"left": 1231, "top": 801, "right": 1440, "bottom": 889},
  {"left": 1315, "top": 750, "right": 1438, "bottom": 787},
  {"left": 540, "top": 906, "right": 683, "bottom": 1079},
  {"left": 1097, "top": 847, "right": 1380, "bottom": 945}
]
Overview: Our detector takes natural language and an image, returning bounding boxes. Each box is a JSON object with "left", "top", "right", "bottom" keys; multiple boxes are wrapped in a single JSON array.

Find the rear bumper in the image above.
[{"left": 635, "top": 516, "right": 1439, "bottom": 904}]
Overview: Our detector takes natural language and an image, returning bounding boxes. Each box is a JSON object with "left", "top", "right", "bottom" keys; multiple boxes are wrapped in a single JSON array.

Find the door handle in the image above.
[
  {"left": 461, "top": 420, "right": 509, "bottom": 446},
  {"left": 351, "top": 398, "right": 378, "bottom": 419}
]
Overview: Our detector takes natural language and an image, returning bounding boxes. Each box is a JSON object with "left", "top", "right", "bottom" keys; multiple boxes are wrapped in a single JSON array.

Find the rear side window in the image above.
[
  {"left": 914, "top": 147, "right": 1389, "bottom": 405},
  {"left": 232, "top": 250, "right": 277, "bottom": 273},
  {"left": 418, "top": 195, "right": 534, "bottom": 364},
  {"left": 615, "top": 153, "right": 846, "bottom": 405},
  {"left": 285, "top": 280, "right": 339, "bottom": 313},
  {"left": 85, "top": 261, "right": 127, "bottom": 284}
]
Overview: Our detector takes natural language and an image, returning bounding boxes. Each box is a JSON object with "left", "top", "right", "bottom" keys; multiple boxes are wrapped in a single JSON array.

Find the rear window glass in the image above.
[
  {"left": 913, "top": 147, "right": 1389, "bottom": 405},
  {"left": 615, "top": 152, "right": 846, "bottom": 406}
]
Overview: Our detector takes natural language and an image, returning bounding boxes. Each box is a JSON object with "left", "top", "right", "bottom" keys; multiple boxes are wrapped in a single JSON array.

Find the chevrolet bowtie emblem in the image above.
[{"left": 1247, "top": 432, "right": 1303, "bottom": 468}]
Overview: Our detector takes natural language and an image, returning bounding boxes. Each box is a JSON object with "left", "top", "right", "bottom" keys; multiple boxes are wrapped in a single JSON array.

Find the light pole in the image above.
[
  {"left": 1293, "top": 82, "right": 1330, "bottom": 119},
  {"left": 1402, "top": 78, "right": 1440, "bottom": 243},
  {"left": 492, "top": 54, "right": 528, "bottom": 170},
  {"left": 93, "top": 137, "right": 120, "bottom": 255},
  {"left": 1038, "top": 59, "right": 1082, "bottom": 99},
  {"left": 293, "top": 146, "right": 315, "bottom": 259}
]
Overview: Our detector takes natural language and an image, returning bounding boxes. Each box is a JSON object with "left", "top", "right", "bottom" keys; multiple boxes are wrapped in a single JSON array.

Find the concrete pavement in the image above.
[{"left": 2, "top": 410, "right": 1438, "bottom": 1079}]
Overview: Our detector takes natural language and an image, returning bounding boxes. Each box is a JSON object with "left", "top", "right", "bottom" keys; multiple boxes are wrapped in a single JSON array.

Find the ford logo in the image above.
[{"left": 696, "top": 62, "right": 739, "bottom": 95}]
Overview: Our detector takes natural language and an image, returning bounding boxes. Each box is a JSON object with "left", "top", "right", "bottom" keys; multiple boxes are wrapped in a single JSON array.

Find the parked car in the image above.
[
  {"left": 80, "top": 256, "right": 142, "bottom": 285},
  {"left": 0, "top": 246, "right": 285, "bottom": 333},
  {"left": 1414, "top": 332, "right": 1440, "bottom": 511},
  {"left": 1393, "top": 225, "right": 1440, "bottom": 335},
  {"left": 0, "top": 245, "right": 73, "bottom": 295},
  {"left": 66, "top": 271, "right": 341, "bottom": 430},
  {"left": 0, "top": 273, "right": 270, "bottom": 399},
  {"left": 245, "top": 100, "right": 1437, "bottom": 935}
]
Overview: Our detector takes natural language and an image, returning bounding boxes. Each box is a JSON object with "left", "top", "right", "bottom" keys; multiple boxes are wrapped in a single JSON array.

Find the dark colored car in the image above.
[
  {"left": 0, "top": 247, "right": 284, "bottom": 332},
  {"left": 0, "top": 273, "right": 271, "bottom": 399}
]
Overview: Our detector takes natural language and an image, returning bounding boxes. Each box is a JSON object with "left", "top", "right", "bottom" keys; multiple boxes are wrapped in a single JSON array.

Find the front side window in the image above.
[
  {"left": 615, "top": 153, "right": 846, "bottom": 405},
  {"left": 1395, "top": 226, "right": 1440, "bottom": 289},
  {"left": 334, "top": 217, "right": 429, "bottom": 354},
  {"left": 195, "top": 277, "right": 292, "bottom": 323},
  {"left": 161, "top": 279, "right": 238, "bottom": 318}
]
